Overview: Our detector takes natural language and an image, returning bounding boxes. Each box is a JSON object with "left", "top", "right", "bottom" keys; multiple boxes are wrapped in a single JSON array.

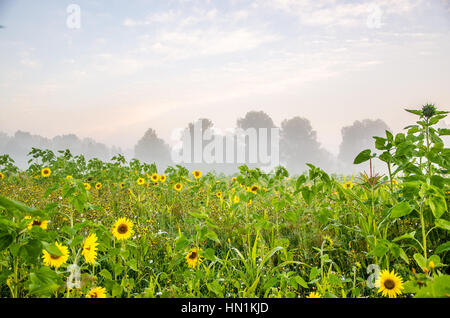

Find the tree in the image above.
[
  {"left": 134, "top": 128, "right": 171, "bottom": 169},
  {"left": 338, "top": 119, "right": 390, "bottom": 172},
  {"left": 280, "top": 116, "right": 334, "bottom": 173}
]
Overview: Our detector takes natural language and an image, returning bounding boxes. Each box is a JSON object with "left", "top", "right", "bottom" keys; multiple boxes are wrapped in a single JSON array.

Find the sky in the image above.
[{"left": 0, "top": 0, "right": 449, "bottom": 155}]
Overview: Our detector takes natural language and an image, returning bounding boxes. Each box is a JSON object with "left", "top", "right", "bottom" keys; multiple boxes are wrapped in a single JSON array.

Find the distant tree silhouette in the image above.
[
  {"left": 338, "top": 119, "right": 390, "bottom": 172},
  {"left": 236, "top": 111, "right": 277, "bottom": 169},
  {"left": 134, "top": 128, "right": 171, "bottom": 169},
  {"left": 280, "top": 116, "right": 334, "bottom": 173}
]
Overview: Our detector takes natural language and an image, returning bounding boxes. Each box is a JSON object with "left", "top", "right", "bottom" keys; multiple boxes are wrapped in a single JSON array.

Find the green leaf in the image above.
[
  {"left": 294, "top": 276, "right": 309, "bottom": 289},
  {"left": 99, "top": 269, "right": 112, "bottom": 280},
  {"left": 435, "top": 219, "right": 450, "bottom": 231},
  {"left": 42, "top": 242, "right": 64, "bottom": 257},
  {"left": 428, "top": 195, "right": 447, "bottom": 219},
  {"left": 438, "top": 128, "right": 450, "bottom": 136},
  {"left": 206, "top": 230, "right": 220, "bottom": 244},
  {"left": 414, "top": 275, "right": 450, "bottom": 298},
  {"left": 0, "top": 234, "right": 13, "bottom": 251},
  {"left": 413, "top": 253, "right": 426, "bottom": 271},
  {"left": 372, "top": 244, "right": 389, "bottom": 257},
  {"left": 390, "top": 201, "right": 413, "bottom": 219},
  {"left": 309, "top": 267, "right": 320, "bottom": 281},
  {"left": 353, "top": 149, "right": 372, "bottom": 164},
  {"left": 435, "top": 241, "right": 450, "bottom": 254}
]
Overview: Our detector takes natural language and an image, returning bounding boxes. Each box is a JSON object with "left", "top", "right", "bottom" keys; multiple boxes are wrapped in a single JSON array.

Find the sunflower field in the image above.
[{"left": 0, "top": 106, "right": 449, "bottom": 298}]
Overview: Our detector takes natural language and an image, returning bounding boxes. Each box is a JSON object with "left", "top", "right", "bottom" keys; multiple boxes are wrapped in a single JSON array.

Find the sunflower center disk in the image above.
[
  {"left": 189, "top": 252, "right": 197, "bottom": 260},
  {"left": 118, "top": 224, "right": 128, "bottom": 234},
  {"left": 384, "top": 279, "right": 395, "bottom": 290}
]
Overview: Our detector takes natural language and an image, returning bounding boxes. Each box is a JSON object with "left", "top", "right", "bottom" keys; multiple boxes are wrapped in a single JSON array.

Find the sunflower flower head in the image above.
[
  {"left": 41, "top": 167, "right": 51, "bottom": 178},
  {"left": 174, "top": 183, "right": 183, "bottom": 191},
  {"left": 42, "top": 242, "right": 69, "bottom": 268},
  {"left": 306, "top": 291, "right": 321, "bottom": 298},
  {"left": 376, "top": 269, "right": 404, "bottom": 298},
  {"left": 159, "top": 175, "right": 167, "bottom": 183},
  {"left": 86, "top": 286, "right": 107, "bottom": 298},
  {"left": 137, "top": 177, "right": 145, "bottom": 186},
  {"left": 193, "top": 170, "right": 202, "bottom": 179},
  {"left": 95, "top": 182, "right": 102, "bottom": 190},
  {"left": 151, "top": 173, "right": 159, "bottom": 183},
  {"left": 27, "top": 217, "right": 48, "bottom": 231},
  {"left": 186, "top": 248, "right": 202, "bottom": 268},
  {"left": 82, "top": 233, "right": 99, "bottom": 265},
  {"left": 112, "top": 217, "right": 134, "bottom": 241}
]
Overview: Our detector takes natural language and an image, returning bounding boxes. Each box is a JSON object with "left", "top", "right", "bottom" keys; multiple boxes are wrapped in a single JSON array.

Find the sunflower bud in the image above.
[{"left": 422, "top": 104, "right": 436, "bottom": 119}]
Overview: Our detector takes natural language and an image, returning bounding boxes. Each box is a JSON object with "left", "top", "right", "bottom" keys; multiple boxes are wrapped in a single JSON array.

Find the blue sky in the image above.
[{"left": 1, "top": 0, "right": 449, "bottom": 154}]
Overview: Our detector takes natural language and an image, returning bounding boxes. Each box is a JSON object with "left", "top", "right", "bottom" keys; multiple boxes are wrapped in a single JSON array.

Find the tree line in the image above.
[{"left": 0, "top": 110, "right": 391, "bottom": 175}]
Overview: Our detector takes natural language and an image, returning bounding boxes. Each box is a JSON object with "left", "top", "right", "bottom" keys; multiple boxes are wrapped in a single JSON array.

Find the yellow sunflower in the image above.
[
  {"left": 119, "top": 182, "right": 125, "bottom": 189},
  {"left": 112, "top": 217, "right": 134, "bottom": 241},
  {"left": 233, "top": 195, "right": 240, "bottom": 204},
  {"left": 27, "top": 217, "right": 48, "bottom": 231},
  {"left": 84, "top": 183, "right": 91, "bottom": 191},
  {"left": 42, "top": 242, "right": 69, "bottom": 268},
  {"left": 159, "top": 175, "right": 167, "bottom": 183},
  {"left": 376, "top": 269, "right": 404, "bottom": 298},
  {"left": 151, "top": 173, "right": 159, "bottom": 183},
  {"left": 86, "top": 286, "right": 107, "bottom": 298},
  {"left": 66, "top": 175, "right": 73, "bottom": 180},
  {"left": 343, "top": 181, "right": 354, "bottom": 189},
  {"left": 137, "top": 177, "right": 145, "bottom": 185},
  {"left": 193, "top": 170, "right": 202, "bottom": 179},
  {"left": 216, "top": 191, "right": 223, "bottom": 199},
  {"left": 0, "top": 172, "right": 5, "bottom": 180},
  {"left": 95, "top": 182, "right": 102, "bottom": 190},
  {"left": 306, "top": 291, "right": 321, "bottom": 298},
  {"left": 41, "top": 167, "right": 51, "bottom": 178},
  {"left": 250, "top": 185, "right": 259, "bottom": 194},
  {"left": 82, "top": 233, "right": 99, "bottom": 265},
  {"left": 186, "top": 248, "right": 202, "bottom": 268},
  {"left": 231, "top": 177, "right": 237, "bottom": 183},
  {"left": 174, "top": 183, "right": 183, "bottom": 191}
]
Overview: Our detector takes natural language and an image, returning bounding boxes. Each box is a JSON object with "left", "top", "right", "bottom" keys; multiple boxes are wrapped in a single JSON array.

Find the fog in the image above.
[{"left": 0, "top": 110, "right": 414, "bottom": 176}]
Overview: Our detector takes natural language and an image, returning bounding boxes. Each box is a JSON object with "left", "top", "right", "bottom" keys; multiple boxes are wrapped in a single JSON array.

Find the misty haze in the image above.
[{"left": 0, "top": 0, "right": 449, "bottom": 302}]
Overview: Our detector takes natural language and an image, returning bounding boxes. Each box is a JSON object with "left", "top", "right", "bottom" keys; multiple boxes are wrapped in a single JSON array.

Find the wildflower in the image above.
[
  {"left": 233, "top": 195, "right": 240, "bottom": 204},
  {"left": 27, "top": 217, "right": 48, "bottom": 231},
  {"left": 119, "top": 182, "right": 125, "bottom": 189},
  {"left": 250, "top": 185, "right": 259, "bottom": 194},
  {"left": 84, "top": 183, "right": 91, "bottom": 191},
  {"left": 112, "top": 217, "right": 134, "bottom": 241},
  {"left": 82, "top": 233, "right": 99, "bottom": 265},
  {"left": 42, "top": 242, "right": 69, "bottom": 268},
  {"left": 150, "top": 173, "right": 159, "bottom": 183},
  {"left": 193, "top": 170, "right": 202, "bottom": 179},
  {"left": 216, "top": 192, "right": 223, "bottom": 199},
  {"left": 86, "top": 286, "right": 107, "bottom": 298},
  {"left": 376, "top": 269, "right": 404, "bottom": 298},
  {"left": 41, "top": 167, "right": 51, "bottom": 178},
  {"left": 174, "top": 183, "right": 183, "bottom": 191},
  {"left": 186, "top": 248, "right": 202, "bottom": 268},
  {"left": 66, "top": 175, "right": 73, "bottom": 180},
  {"left": 95, "top": 182, "right": 102, "bottom": 190},
  {"left": 343, "top": 181, "right": 353, "bottom": 189},
  {"left": 137, "top": 177, "right": 145, "bottom": 186},
  {"left": 0, "top": 172, "right": 4, "bottom": 180},
  {"left": 428, "top": 260, "right": 435, "bottom": 270},
  {"left": 159, "top": 175, "right": 167, "bottom": 183},
  {"left": 306, "top": 291, "right": 321, "bottom": 298}
]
